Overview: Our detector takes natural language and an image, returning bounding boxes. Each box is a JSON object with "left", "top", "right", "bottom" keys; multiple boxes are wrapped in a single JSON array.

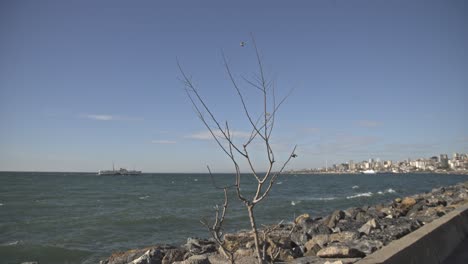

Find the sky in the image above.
[{"left": 0, "top": 0, "right": 467, "bottom": 172}]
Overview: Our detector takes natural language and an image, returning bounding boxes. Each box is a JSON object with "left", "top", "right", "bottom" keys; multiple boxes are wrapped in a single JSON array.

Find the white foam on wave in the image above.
[
  {"left": 2, "top": 241, "right": 20, "bottom": 246},
  {"left": 347, "top": 192, "right": 373, "bottom": 199},
  {"left": 0, "top": 203, "right": 3, "bottom": 206},
  {"left": 352, "top": 185, "right": 359, "bottom": 189},
  {"left": 139, "top": 196, "right": 150, "bottom": 200},
  {"left": 276, "top": 181, "right": 283, "bottom": 185},
  {"left": 377, "top": 188, "right": 397, "bottom": 195},
  {"left": 310, "top": 197, "right": 338, "bottom": 201}
]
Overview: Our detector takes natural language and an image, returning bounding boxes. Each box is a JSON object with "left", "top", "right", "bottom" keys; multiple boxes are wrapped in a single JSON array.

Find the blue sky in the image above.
[{"left": 0, "top": 0, "right": 467, "bottom": 172}]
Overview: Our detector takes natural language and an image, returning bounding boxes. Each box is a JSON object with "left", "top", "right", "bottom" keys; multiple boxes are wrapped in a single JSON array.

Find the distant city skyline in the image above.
[{"left": 1, "top": 0, "right": 467, "bottom": 172}]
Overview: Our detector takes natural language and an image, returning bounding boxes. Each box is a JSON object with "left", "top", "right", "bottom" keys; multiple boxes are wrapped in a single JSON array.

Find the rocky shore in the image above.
[{"left": 100, "top": 181, "right": 468, "bottom": 264}]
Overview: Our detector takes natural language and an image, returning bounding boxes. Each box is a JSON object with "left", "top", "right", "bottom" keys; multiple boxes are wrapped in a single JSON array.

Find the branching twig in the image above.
[{"left": 179, "top": 35, "right": 296, "bottom": 264}]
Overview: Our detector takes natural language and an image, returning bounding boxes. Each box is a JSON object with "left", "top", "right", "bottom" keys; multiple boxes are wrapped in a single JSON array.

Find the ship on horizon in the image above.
[{"left": 98, "top": 164, "right": 142, "bottom": 175}]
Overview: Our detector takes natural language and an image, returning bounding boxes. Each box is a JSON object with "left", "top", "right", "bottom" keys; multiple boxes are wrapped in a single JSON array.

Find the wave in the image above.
[
  {"left": 0, "top": 203, "right": 3, "bottom": 206},
  {"left": 352, "top": 185, "right": 359, "bottom": 189},
  {"left": 1, "top": 241, "right": 20, "bottom": 246},
  {"left": 139, "top": 196, "right": 150, "bottom": 200},
  {"left": 377, "top": 188, "right": 397, "bottom": 195},
  {"left": 346, "top": 192, "right": 373, "bottom": 199}
]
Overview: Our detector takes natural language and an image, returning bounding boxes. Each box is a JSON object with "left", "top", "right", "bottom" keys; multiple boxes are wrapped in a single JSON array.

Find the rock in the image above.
[
  {"left": 354, "top": 211, "right": 369, "bottom": 223},
  {"left": 130, "top": 249, "right": 163, "bottom": 264},
  {"left": 208, "top": 254, "right": 257, "bottom": 264},
  {"left": 400, "top": 197, "right": 416, "bottom": 209},
  {"left": 406, "top": 202, "right": 424, "bottom": 217},
  {"left": 317, "top": 245, "right": 365, "bottom": 258},
  {"left": 234, "top": 248, "right": 254, "bottom": 258},
  {"left": 394, "top": 198, "right": 402, "bottom": 203},
  {"left": 426, "top": 197, "right": 447, "bottom": 207},
  {"left": 326, "top": 210, "right": 346, "bottom": 228},
  {"left": 290, "top": 230, "right": 310, "bottom": 246},
  {"left": 329, "top": 231, "right": 359, "bottom": 243},
  {"left": 358, "top": 219, "right": 379, "bottom": 235},
  {"left": 184, "top": 238, "right": 217, "bottom": 255},
  {"left": 370, "top": 218, "right": 422, "bottom": 244},
  {"left": 346, "top": 239, "right": 383, "bottom": 255},
  {"left": 304, "top": 240, "right": 322, "bottom": 256},
  {"left": 102, "top": 245, "right": 175, "bottom": 264},
  {"left": 173, "top": 254, "right": 210, "bottom": 264},
  {"left": 162, "top": 248, "right": 186, "bottom": 264},
  {"left": 296, "top": 213, "right": 311, "bottom": 224},
  {"left": 223, "top": 232, "right": 253, "bottom": 251},
  {"left": 306, "top": 223, "right": 332, "bottom": 236},
  {"left": 311, "top": 234, "right": 330, "bottom": 247}
]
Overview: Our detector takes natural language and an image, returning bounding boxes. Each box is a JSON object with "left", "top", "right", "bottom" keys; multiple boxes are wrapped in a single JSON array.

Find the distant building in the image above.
[{"left": 440, "top": 154, "right": 449, "bottom": 169}]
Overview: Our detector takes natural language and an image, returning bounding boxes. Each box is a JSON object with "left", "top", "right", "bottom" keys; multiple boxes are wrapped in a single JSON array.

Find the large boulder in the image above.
[
  {"left": 304, "top": 240, "right": 322, "bottom": 256},
  {"left": 325, "top": 210, "right": 346, "bottom": 228},
  {"left": 358, "top": 219, "right": 379, "bottom": 235},
  {"left": 400, "top": 197, "right": 416, "bottom": 210},
  {"left": 329, "top": 231, "right": 359, "bottom": 243},
  {"left": 317, "top": 245, "right": 365, "bottom": 258}
]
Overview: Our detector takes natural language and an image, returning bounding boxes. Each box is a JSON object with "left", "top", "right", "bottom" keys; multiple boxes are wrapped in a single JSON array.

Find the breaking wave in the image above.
[{"left": 347, "top": 192, "right": 373, "bottom": 199}]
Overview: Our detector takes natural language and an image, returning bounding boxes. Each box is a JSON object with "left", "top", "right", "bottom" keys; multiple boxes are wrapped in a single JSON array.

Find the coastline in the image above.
[
  {"left": 285, "top": 171, "right": 468, "bottom": 175},
  {"left": 100, "top": 181, "right": 468, "bottom": 264}
]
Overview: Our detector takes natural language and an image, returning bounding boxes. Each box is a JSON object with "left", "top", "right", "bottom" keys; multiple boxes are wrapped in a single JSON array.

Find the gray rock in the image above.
[
  {"left": 173, "top": 254, "right": 210, "bottom": 264},
  {"left": 326, "top": 210, "right": 346, "bottom": 228},
  {"left": 130, "top": 249, "right": 163, "bottom": 264},
  {"left": 184, "top": 238, "right": 217, "bottom": 255},
  {"left": 426, "top": 197, "right": 447, "bottom": 207},
  {"left": 291, "top": 231, "right": 310, "bottom": 246},
  {"left": 358, "top": 219, "right": 379, "bottom": 235},
  {"left": 311, "top": 234, "right": 330, "bottom": 247},
  {"left": 346, "top": 239, "right": 383, "bottom": 255},
  {"left": 162, "top": 248, "right": 186, "bottom": 264},
  {"left": 329, "top": 231, "right": 359, "bottom": 243},
  {"left": 308, "top": 223, "right": 332, "bottom": 236},
  {"left": 317, "top": 245, "right": 365, "bottom": 258}
]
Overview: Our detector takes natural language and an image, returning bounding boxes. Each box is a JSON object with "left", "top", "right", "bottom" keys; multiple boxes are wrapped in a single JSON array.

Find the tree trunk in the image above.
[{"left": 247, "top": 204, "right": 262, "bottom": 263}]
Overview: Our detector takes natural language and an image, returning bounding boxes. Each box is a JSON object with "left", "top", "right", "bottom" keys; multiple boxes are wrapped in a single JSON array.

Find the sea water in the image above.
[{"left": 1, "top": 172, "right": 467, "bottom": 264}]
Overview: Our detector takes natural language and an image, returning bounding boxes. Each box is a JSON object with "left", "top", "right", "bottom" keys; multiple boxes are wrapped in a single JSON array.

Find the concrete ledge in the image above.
[{"left": 356, "top": 203, "right": 468, "bottom": 264}]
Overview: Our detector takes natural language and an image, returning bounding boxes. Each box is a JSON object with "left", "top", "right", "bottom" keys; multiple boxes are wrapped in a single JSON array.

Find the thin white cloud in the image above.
[
  {"left": 86, "top": 114, "right": 114, "bottom": 121},
  {"left": 151, "top": 140, "right": 177, "bottom": 144},
  {"left": 186, "top": 130, "right": 251, "bottom": 140},
  {"left": 356, "top": 120, "right": 382, "bottom": 127},
  {"left": 80, "top": 114, "right": 142, "bottom": 121}
]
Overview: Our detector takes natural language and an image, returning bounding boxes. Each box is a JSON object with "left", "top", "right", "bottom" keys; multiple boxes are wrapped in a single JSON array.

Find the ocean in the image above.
[{"left": 1, "top": 172, "right": 467, "bottom": 264}]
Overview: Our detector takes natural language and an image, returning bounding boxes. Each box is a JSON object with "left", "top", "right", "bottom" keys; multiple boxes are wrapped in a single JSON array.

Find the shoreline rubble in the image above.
[{"left": 100, "top": 181, "right": 468, "bottom": 264}]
